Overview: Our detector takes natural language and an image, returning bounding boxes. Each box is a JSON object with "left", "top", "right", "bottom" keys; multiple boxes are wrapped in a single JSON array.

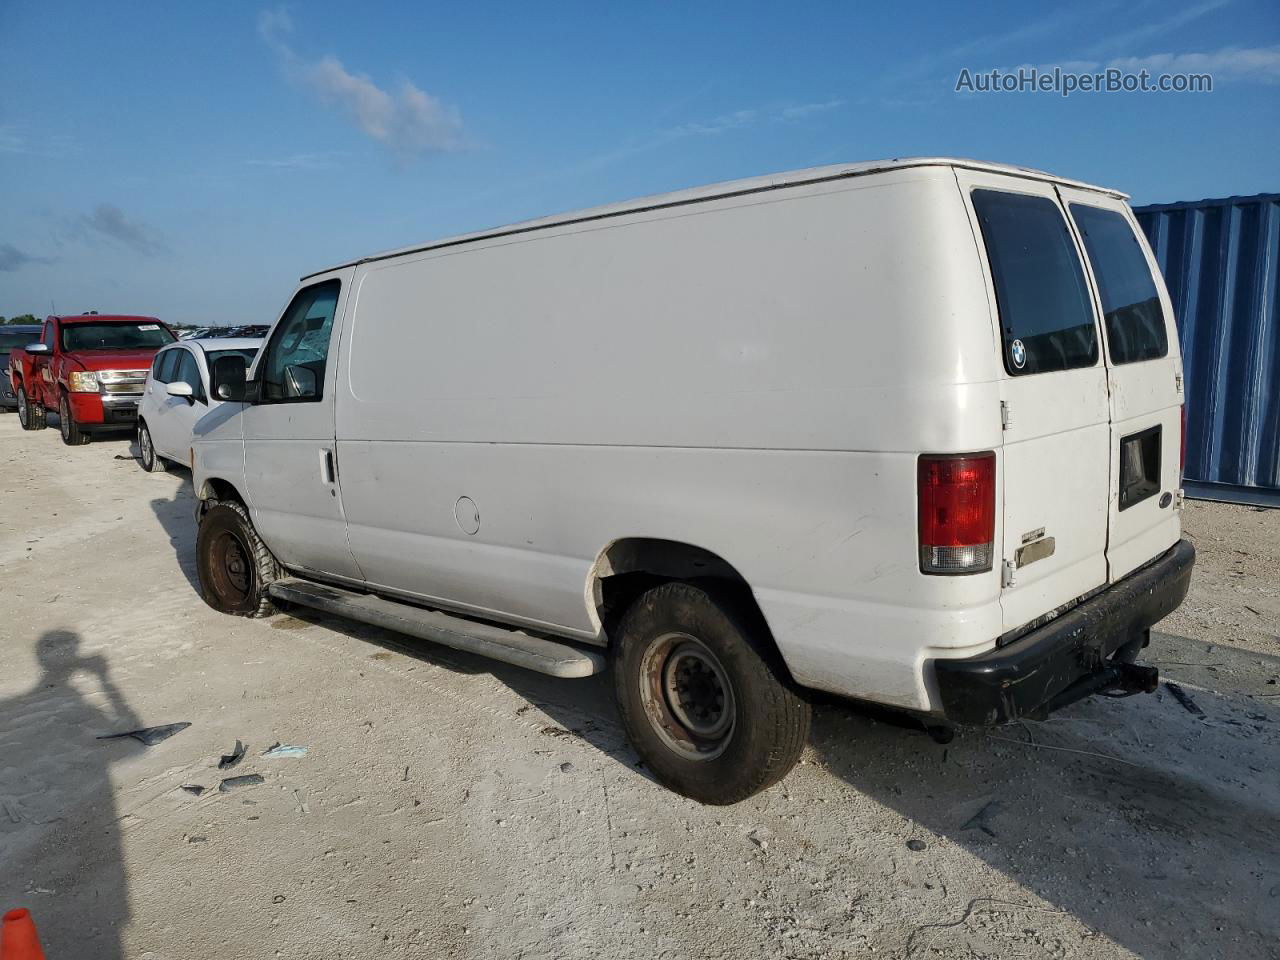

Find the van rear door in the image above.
[
  {"left": 1058, "top": 187, "right": 1183, "bottom": 580},
  {"left": 955, "top": 170, "right": 1112, "bottom": 633}
]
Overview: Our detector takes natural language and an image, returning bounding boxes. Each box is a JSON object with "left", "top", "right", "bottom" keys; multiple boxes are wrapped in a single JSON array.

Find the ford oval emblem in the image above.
[
  {"left": 1159, "top": 492, "right": 1173, "bottom": 509},
  {"left": 1010, "top": 339, "right": 1027, "bottom": 369}
]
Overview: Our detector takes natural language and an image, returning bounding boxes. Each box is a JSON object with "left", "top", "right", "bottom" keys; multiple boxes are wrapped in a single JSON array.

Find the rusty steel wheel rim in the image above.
[
  {"left": 638, "top": 632, "right": 736, "bottom": 761},
  {"left": 209, "top": 530, "right": 252, "bottom": 606}
]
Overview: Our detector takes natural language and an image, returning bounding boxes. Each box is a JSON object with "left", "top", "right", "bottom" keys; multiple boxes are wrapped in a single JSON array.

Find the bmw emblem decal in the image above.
[{"left": 1010, "top": 339, "right": 1027, "bottom": 369}]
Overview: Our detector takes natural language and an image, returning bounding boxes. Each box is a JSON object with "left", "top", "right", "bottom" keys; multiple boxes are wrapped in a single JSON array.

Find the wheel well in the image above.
[
  {"left": 199, "top": 477, "right": 246, "bottom": 510},
  {"left": 587, "top": 538, "right": 774, "bottom": 648}
]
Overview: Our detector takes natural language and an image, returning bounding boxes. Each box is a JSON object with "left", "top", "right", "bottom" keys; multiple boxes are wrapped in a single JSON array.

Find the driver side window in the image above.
[{"left": 259, "top": 280, "right": 341, "bottom": 403}]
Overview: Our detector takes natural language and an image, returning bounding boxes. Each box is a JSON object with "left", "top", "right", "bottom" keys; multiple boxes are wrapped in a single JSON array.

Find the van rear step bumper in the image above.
[
  {"left": 933, "top": 539, "right": 1196, "bottom": 725},
  {"left": 268, "top": 578, "right": 606, "bottom": 679}
]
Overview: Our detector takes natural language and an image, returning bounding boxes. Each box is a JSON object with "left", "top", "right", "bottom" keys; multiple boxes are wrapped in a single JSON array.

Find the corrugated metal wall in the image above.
[{"left": 1134, "top": 193, "right": 1280, "bottom": 507}]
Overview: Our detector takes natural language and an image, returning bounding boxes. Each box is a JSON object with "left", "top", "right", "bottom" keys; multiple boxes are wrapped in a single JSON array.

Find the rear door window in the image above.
[
  {"left": 1069, "top": 204, "right": 1169, "bottom": 365},
  {"left": 972, "top": 190, "right": 1098, "bottom": 376}
]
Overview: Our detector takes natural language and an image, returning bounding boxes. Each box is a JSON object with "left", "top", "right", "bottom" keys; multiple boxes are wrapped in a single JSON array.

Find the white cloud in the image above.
[
  {"left": 246, "top": 152, "right": 340, "bottom": 170},
  {"left": 1107, "top": 45, "right": 1280, "bottom": 81},
  {"left": 780, "top": 99, "right": 846, "bottom": 120},
  {"left": 662, "top": 100, "right": 845, "bottom": 138},
  {"left": 1082, "top": 0, "right": 1232, "bottom": 58},
  {"left": 257, "top": 6, "right": 463, "bottom": 159},
  {"left": 1028, "top": 45, "right": 1280, "bottom": 82}
]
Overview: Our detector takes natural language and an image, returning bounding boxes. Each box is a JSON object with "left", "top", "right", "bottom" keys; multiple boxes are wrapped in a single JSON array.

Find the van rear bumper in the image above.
[{"left": 933, "top": 539, "right": 1195, "bottom": 725}]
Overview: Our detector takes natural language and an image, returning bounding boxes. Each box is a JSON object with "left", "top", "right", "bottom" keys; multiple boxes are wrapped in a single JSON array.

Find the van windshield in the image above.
[
  {"left": 972, "top": 190, "right": 1098, "bottom": 376},
  {"left": 1069, "top": 204, "right": 1169, "bottom": 365},
  {"left": 62, "top": 322, "right": 176, "bottom": 351}
]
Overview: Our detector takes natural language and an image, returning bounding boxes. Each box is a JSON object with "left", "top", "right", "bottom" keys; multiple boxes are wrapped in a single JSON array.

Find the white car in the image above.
[
  {"left": 192, "top": 158, "right": 1194, "bottom": 804},
  {"left": 137, "top": 338, "right": 261, "bottom": 473}
]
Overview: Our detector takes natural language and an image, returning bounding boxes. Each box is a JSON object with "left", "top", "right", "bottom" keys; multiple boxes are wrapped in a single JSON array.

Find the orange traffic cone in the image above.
[{"left": 1, "top": 908, "right": 46, "bottom": 960}]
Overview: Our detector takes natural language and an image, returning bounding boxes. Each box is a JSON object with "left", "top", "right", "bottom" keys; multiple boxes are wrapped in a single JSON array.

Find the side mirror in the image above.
[
  {"left": 166, "top": 381, "right": 195, "bottom": 403},
  {"left": 24, "top": 343, "right": 50, "bottom": 355},
  {"left": 210, "top": 354, "right": 248, "bottom": 402}
]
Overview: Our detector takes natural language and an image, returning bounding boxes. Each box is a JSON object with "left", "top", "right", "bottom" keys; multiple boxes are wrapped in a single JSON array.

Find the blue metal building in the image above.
[{"left": 1134, "top": 193, "right": 1280, "bottom": 507}]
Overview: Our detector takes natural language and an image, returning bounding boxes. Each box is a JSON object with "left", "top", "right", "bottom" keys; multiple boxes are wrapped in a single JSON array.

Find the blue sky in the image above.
[{"left": 1, "top": 0, "right": 1277, "bottom": 325}]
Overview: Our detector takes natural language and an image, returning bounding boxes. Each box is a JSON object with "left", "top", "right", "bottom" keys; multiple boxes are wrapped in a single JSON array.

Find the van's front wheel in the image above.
[
  {"left": 196, "top": 500, "right": 282, "bottom": 617},
  {"left": 613, "top": 582, "right": 810, "bottom": 805}
]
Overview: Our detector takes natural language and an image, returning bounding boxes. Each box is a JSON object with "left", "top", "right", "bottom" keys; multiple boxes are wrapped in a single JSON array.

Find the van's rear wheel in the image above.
[
  {"left": 613, "top": 582, "right": 810, "bottom": 805},
  {"left": 59, "top": 393, "right": 90, "bottom": 445},
  {"left": 196, "top": 500, "right": 282, "bottom": 617},
  {"left": 138, "top": 421, "right": 166, "bottom": 472},
  {"left": 17, "top": 387, "right": 46, "bottom": 431}
]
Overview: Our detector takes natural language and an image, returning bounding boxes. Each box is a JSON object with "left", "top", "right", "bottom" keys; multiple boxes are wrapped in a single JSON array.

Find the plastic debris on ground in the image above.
[
  {"left": 96, "top": 722, "right": 191, "bottom": 746},
  {"left": 219, "top": 739, "right": 247, "bottom": 769},
  {"left": 219, "top": 774, "right": 265, "bottom": 793},
  {"left": 261, "top": 743, "right": 307, "bottom": 759}
]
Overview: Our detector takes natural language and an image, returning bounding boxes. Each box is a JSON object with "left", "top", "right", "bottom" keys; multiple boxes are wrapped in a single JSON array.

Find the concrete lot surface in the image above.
[{"left": 1, "top": 415, "right": 1277, "bottom": 959}]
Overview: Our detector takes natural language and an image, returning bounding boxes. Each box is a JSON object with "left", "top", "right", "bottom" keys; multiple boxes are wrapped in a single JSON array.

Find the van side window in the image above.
[
  {"left": 972, "top": 190, "right": 1098, "bottom": 376},
  {"left": 258, "top": 280, "right": 341, "bottom": 403},
  {"left": 1069, "top": 204, "right": 1169, "bottom": 365}
]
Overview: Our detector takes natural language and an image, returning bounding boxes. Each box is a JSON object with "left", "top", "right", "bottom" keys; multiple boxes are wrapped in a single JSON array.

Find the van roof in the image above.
[{"left": 302, "top": 156, "right": 1127, "bottom": 280}]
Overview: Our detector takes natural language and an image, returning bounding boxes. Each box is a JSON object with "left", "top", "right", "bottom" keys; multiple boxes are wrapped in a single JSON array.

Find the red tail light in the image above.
[{"left": 918, "top": 453, "right": 996, "bottom": 575}]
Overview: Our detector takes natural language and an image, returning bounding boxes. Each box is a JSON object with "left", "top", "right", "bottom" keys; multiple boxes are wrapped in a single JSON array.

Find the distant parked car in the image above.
[
  {"left": 0, "top": 325, "right": 43, "bottom": 411},
  {"left": 137, "top": 337, "right": 261, "bottom": 472},
  {"left": 9, "top": 313, "right": 177, "bottom": 444}
]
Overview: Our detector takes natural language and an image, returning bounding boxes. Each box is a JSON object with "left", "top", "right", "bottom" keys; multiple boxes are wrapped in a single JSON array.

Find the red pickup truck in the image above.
[{"left": 11, "top": 313, "right": 177, "bottom": 445}]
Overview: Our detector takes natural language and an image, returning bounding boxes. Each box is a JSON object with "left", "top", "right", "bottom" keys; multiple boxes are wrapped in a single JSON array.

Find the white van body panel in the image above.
[
  {"left": 334, "top": 167, "right": 1003, "bottom": 709},
  {"left": 192, "top": 158, "right": 1181, "bottom": 715}
]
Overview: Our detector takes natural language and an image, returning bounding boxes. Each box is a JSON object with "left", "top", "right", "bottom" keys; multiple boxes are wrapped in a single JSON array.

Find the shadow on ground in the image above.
[
  {"left": 0, "top": 631, "right": 143, "bottom": 960},
  {"left": 270, "top": 603, "right": 1280, "bottom": 959},
  {"left": 145, "top": 465, "right": 201, "bottom": 592}
]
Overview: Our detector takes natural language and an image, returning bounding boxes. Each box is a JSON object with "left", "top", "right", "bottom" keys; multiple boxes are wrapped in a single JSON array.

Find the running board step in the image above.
[{"left": 268, "top": 578, "right": 605, "bottom": 679}]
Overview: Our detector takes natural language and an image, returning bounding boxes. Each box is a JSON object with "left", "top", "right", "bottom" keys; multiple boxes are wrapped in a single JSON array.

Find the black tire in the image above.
[
  {"left": 17, "top": 386, "right": 46, "bottom": 431},
  {"left": 196, "top": 500, "right": 283, "bottom": 617},
  {"left": 58, "top": 392, "right": 90, "bottom": 445},
  {"left": 137, "top": 420, "right": 167, "bottom": 472},
  {"left": 613, "top": 581, "right": 811, "bottom": 805}
]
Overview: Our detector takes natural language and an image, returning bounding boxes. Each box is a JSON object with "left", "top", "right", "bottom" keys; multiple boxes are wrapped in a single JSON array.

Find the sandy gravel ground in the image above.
[
  {"left": 1163, "top": 499, "right": 1280, "bottom": 657},
  {"left": 1, "top": 416, "right": 1277, "bottom": 960}
]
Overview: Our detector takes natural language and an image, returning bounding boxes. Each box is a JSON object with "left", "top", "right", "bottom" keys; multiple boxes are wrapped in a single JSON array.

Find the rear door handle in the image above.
[{"left": 319, "top": 448, "right": 335, "bottom": 484}]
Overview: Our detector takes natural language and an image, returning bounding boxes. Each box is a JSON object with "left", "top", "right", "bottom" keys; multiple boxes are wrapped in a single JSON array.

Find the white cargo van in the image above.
[{"left": 193, "top": 158, "right": 1194, "bottom": 804}]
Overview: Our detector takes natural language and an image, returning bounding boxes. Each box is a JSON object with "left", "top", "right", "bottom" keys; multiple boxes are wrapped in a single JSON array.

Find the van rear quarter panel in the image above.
[{"left": 335, "top": 168, "right": 1004, "bottom": 709}]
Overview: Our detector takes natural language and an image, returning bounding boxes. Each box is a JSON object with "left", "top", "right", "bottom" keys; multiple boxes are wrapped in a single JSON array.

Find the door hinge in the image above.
[
  {"left": 1174, "top": 372, "right": 1184, "bottom": 394},
  {"left": 1001, "top": 560, "right": 1016, "bottom": 587},
  {"left": 1000, "top": 400, "right": 1012, "bottom": 431}
]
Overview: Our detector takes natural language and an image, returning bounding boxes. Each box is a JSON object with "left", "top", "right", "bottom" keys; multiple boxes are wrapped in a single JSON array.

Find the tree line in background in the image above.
[{"left": 0, "top": 314, "right": 40, "bottom": 325}]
